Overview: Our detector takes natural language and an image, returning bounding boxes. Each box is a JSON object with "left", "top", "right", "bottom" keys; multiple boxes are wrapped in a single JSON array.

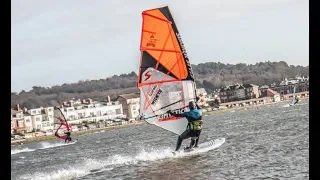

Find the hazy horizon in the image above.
[
  {"left": 11, "top": 60, "right": 308, "bottom": 93},
  {"left": 12, "top": 0, "right": 309, "bottom": 92}
]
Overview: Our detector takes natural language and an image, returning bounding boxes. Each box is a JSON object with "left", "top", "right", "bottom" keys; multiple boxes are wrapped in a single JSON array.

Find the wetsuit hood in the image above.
[{"left": 189, "top": 101, "right": 195, "bottom": 110}]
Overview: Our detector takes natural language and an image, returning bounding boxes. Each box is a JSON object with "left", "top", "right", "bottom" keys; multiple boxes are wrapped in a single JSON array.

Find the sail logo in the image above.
[
  {"left": 158, "top": 107, "right": 185, "bottom": 121},
  {"left": 148, "top": 85, "right": 158, "bottom": 97},
  {"left": 151, "top": 88, "right": 163, "bottom": 105},
  {"left": 146, "top": 34, "right": 158, "bottom": 47},
  {"left": 144, "top": 70, "right": 152, "bottom": 81},
  {"left": 175, "top": 32, "right": 194, "bottom": 79}
]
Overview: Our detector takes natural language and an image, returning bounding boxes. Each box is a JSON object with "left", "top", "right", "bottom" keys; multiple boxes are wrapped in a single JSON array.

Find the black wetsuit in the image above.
[
  {"left": 64, "top": 132, "right": 72, "bottom": 143},
  {"left": 294, "top": 99, "right": 299, "bottom": 105},
  {"left": 168, "top": 104, "right": 203, "bottom": 151}
]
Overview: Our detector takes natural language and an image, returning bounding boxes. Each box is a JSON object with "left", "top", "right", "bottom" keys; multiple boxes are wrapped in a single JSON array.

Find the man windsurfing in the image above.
[
  {"left": 64, "top": 130, "right": 72, "bottom": 143},
  {"left": 167, "top": 98, "right": 203, "bottom": 152},
  {"left": 294, "top": 96, "right": 299, "bottom": 105}
]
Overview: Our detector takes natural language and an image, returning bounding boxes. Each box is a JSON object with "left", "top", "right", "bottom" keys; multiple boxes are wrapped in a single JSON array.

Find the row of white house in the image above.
[
  {"left": 11, "top": 100, "right": 131, "bottom": 134},
  {"left": 59, "top": 101, "right": 125, "bottom": 124},
  {"left": 11, "top": 89, "right": 207, "bottom": 135},
  {"left": 11, "top": 105, "right": 55, "bottom": 134}
]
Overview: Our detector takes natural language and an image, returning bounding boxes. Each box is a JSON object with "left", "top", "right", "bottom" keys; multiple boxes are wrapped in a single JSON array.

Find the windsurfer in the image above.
[
  {"left": 64, "top": 130, "right": 72, "bottom": 143},
  {"left": 294, "top": 97, "right": 299, "bottom": 105},
  {"left": 167, "top": 99, "right": 203, "bottom": 152}
]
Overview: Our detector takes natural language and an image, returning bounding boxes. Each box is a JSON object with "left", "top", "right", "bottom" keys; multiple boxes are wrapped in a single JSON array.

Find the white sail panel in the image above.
[{"left": 139, "top": 68, "right": 196, "bottom": 135}]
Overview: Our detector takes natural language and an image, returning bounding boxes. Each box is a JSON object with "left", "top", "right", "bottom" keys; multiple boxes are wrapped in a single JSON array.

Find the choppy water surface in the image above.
[{"left": 11, "top": 100, "right": 309, "bottom": 180}]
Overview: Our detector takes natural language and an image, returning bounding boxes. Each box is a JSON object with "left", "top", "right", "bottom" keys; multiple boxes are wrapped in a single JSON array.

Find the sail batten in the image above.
[{"left": 138, "top": 6, "right": 197, "bottom": 135}]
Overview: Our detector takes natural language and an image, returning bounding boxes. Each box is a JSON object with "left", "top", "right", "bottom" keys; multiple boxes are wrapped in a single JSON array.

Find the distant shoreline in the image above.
[
  {"left": 204, "top": 97, "right": 308, "bottom": 115},
  {"left": 11, "top": 121, "right": 145, "bottom": 145}
]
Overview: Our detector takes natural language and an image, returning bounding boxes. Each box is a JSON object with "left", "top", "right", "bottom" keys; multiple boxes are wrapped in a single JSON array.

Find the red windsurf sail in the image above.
[{"left": 54, "top": 108, "right": 70, "bottom": 140}]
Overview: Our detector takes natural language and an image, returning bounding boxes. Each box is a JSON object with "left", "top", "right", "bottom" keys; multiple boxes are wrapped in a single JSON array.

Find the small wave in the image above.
[
  {"left": 282, "top": 109, "right": 296, "bottom": 113},
  {"left": 19, "top": 159, "right": 112, "bottom": 180},
  {"left": 11, "top": 148, "right": 35, "bottom": 155},
  {"left": 18, "top": 149, "right": 175, "bottom": 180},
  {"left": 106, "top": 148, "right": 176, "bottom": 165},
  {"left": 282, "top": 104, "right": 290, "bottom": 107},
  {"left": 105, "top": 139, "right": 224, "bottom": 164},
  {"left": 12, "top": 141, "right": 76, "bottom": 155},
  {"left": 38, "top": 141, "right": 75, "bottom": 150}
]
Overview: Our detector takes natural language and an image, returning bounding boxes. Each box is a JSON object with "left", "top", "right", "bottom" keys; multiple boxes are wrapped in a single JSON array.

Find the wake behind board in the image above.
[
  {"left": 66, "top": 139, "right": 78, "bottom": 145},
  {"left": 173, "top": 138, "right": 226, "bottom": 156}
]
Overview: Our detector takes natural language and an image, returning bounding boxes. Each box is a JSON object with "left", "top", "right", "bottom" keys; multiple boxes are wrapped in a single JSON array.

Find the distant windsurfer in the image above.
[
  {"left": 290, "top": 96, "right": 299, "bottom": 106},
  {"left": 167, "top": 98, "right": 203, "bottom": 152},
  {"left": 294, "top": 97, "right": 299, "bottom": 105},
  {"left": 64, "top": 130, "right": 72, "bottom": 143}
]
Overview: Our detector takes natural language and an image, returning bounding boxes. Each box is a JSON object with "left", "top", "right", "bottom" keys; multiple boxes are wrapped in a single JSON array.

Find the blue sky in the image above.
[{"left": 11, "top": 0, "right": 309, "bottom": 92}]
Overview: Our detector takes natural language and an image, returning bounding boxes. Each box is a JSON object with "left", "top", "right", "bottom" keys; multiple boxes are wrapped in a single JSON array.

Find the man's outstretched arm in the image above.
[
  {"left": 195, "top": 96, "right": 202, "bottom": 109},
  {"left": 196, "top": 103, "right": 201, "bottom": 110}
]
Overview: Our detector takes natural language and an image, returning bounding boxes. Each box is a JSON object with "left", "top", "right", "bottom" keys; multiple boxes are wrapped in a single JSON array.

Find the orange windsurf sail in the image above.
[{"left": 137, "top": 6, "right": 197, "bottom": 135}]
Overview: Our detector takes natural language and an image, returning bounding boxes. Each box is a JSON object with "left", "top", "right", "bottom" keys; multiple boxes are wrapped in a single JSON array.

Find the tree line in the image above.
[{"left": 11, "top": 61, "right": 308, "bottom": 109}]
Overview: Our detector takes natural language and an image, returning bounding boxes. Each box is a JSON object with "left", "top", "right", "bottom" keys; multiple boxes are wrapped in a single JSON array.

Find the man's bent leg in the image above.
[
  {"left": 175, "top": 129, "right": 190, "bottom": 151},
  {"left": 189, "top": 138, "right": 196, "bottom": 149},
  {"left": 187, "top": 131, "right": 198, "bottom": 149},
  {"left": 194, "top": 130, "right": 202, "bottom": 147},
  {"left": 194, "top": 137, "right": 199, "bottom": 147}
]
